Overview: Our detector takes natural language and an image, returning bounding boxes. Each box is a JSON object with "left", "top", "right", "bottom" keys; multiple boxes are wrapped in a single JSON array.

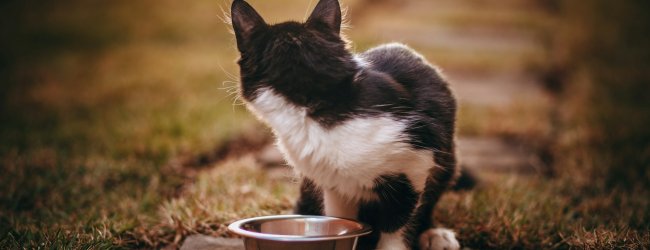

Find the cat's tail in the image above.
[{"left": 451, "top": 167, "right": 478, "bottom": 191}]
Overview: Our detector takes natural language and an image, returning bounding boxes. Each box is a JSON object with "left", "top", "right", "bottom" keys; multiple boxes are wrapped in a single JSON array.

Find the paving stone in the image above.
[
  {"left": 446, "top": 71, "right": 550, "bottom": 108},
  {"left": 457, "top": 137, "right": 543, "bottom": 174},
  {"left": 180, "top": 235, "right": 244, "bottom": 250}
]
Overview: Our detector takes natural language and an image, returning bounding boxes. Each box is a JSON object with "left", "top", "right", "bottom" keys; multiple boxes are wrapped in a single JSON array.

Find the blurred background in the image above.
[{"left": 0, "top": 0, "right": 648, "bottom": 248}]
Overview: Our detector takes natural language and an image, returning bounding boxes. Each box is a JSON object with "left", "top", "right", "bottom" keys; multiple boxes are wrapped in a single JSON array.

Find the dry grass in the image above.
[
  {"left": 1, "top": 0, "right": 648, "bottom": 249},
  {"left": 437, "top": 176, "right": 650, "bottom": 249},
  {"left": 0, "top": 0, "right": 257, "bottom": 248},
  {"left": 124, "top": 157, "right": 298, "bottom": 248}
]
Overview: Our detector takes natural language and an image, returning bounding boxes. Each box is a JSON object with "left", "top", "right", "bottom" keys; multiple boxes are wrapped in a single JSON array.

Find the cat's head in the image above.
[{"left": 231, "top": 0, "right": 357, "bottom": 107}]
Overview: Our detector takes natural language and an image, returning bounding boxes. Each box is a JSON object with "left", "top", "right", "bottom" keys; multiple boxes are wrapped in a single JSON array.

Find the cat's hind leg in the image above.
[{"left": 409, "top": 147, "right": 461, "bottom": 250}]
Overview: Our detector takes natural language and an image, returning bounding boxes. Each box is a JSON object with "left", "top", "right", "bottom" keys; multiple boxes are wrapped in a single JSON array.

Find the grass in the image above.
[
  {"left": 438, "top": 176, "right": 649, "bottom": 249},
  {"left": 1, "top": 0, "right": 649, "bottom": 249},
  {"left": 126, "top": 157, "right": 298, "bottom": 247},
  {"left": 0, "top": 0, "right": 258, "bottom": 248}
]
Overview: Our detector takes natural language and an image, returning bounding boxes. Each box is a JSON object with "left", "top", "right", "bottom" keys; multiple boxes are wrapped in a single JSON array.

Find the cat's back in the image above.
[
  {"left": 358, "top": 43, "right": 442, "bottom": 85},
  {"left": 358, "top": 43, "right": 456, "bottom": 131},
  {"left": 357, "top": 43, "right": 455, "bottom": 106},
  {"left": 359, "top": 43, "right": 426, "bottom": 68}
]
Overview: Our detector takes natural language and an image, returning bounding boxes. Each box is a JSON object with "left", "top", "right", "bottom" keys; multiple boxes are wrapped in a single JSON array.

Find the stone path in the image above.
[
  {"left": 456, "top": 137, "right": 543, "bottom": 174},
  {"left": 445, "top": 70, "right": 549, "bottom": 108},
  {"left": 179, "top": 235, "right": 243, "bottom": 250}
]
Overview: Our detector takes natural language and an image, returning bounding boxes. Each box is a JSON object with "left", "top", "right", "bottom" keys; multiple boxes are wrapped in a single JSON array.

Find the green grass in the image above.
[{"left": 1, "top": 0, "right": 648, "bottom": 249}]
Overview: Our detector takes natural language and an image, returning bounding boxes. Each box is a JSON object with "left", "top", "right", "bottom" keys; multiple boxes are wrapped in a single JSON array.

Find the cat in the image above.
[{"left": 230, "top": 0, "right": 460, "bottom": 249}]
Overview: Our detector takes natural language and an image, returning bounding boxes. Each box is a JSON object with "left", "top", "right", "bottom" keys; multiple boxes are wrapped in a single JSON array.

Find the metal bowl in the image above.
[{"left": 228, "top": 215, "right": 372, "bottom": 250}]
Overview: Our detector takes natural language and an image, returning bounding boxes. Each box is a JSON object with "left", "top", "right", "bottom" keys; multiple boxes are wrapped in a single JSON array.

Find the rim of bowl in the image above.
[{"left": 228, "top": 215, "right": 373, "bottom": 242}]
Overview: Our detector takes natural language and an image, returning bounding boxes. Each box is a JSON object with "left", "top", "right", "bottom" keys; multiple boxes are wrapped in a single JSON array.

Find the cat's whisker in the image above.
[
  {"left": 219, "top": 81, "right": 241, "bottom": 100},
  {"left": 221, "top": 89, "right": 238, "bottom": 95},
  {"left": 226, "top": 92, "right": 238, "bottom": 99},
  {"left": 219, "top": 85, "right": 239, "bottom": 92},
  {"left": 218, "top": 85, "right": 236, "bottom": 90},
  {"left": 221, "top": 81, "right": 239, "bottom": 87},
  {"left": 218, "top": 2, "right": 232, "bottom": 25},
  {"left": 217, "top": 61, "right": 238, "bottom": 81},
  {"left": 230, "top": 94, "right": 246, "bottom": 107}
]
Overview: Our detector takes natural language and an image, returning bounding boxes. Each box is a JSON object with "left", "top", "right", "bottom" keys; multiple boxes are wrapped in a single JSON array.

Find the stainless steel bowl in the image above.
[{"left": 228, "top": 215, "right": 372, "bottom": 250}]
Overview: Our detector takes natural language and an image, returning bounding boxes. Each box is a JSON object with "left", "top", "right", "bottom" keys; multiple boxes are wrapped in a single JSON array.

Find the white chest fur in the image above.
[{"left": 248, "top": 88, "right": 434, "bottom": 201}]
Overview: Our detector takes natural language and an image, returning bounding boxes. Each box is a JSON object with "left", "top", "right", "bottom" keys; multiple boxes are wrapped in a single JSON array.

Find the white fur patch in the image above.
[
  {"left": 323, "top": 189, "right": 358, "bottom": 219},
  {"left": 419, "top": 228, "right": 460, "bottom": 250},
  {"left": 352, "top": 55, "right": 370, "bottom": 82},
  {"left": 353, "top": 54, "right": 371, "bottom": 68},
  {"left": 248, "top": 88, "right": 434, "bottom": 204},
  {"left": 377, "top": 229, "right": 408, "bottom": 250}
]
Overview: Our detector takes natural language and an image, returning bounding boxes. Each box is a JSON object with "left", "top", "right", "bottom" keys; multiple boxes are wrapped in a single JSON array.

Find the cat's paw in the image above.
[{"left": 418, "top": 228, "right": 460, "bottom": 250}]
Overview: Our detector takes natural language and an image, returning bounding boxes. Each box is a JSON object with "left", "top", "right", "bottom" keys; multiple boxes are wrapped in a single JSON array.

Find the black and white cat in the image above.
[{"left": 231, "top": 0, "right": 460, "bottom": 249}]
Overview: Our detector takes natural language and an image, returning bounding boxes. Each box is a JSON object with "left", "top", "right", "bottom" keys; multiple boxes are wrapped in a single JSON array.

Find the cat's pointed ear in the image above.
[
  {"left": 231, "top": 0, "right": 266, "bottom": 52},
  {"left": 307, "top": 0, "right": 342, "bottom": 34}
]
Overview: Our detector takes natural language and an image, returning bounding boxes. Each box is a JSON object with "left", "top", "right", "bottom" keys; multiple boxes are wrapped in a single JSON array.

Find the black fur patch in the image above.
[
  {"left": 360, "top": 45, "right": 456, "bottom": 152},
  {"left": 357, "top": 173, "right": 419, "bottom": 249},
  {"left": 293, "top": 178, "right": 323, "bottom": 215}
]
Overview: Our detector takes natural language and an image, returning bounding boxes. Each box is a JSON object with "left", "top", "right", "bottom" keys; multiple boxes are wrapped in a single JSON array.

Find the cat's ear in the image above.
[
  {"left": 231, "top": 0, "right": 266, "bottom": 52},
  {"left": 307, "top": 0, "right": 342, "bottom": 34}
]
